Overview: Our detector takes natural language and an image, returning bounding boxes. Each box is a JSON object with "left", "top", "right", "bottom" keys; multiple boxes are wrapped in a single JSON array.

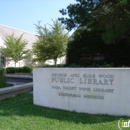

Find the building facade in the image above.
[
  {"left": 0, "top": 24, "right": 66, "bottom": 67},
  {"left": 0, "top": 37, "right": 5, "bottom": 68},
  {"left": 0, "top": 24, "right": 37, "bottom": 67}
]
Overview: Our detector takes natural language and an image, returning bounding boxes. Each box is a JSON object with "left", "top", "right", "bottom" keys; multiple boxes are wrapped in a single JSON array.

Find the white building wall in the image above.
[
  {"left": 0, "top": 24, "right": 37, "bottom": 68},
  {"left": 45, "top": 56, "right": 66, "bottom": 65},
  {"left": 0, "top": 24, "right": 67, "bottom": 67}
]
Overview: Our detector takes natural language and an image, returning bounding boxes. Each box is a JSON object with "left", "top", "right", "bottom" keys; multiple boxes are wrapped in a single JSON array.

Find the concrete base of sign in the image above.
[{"left": 33, "top": 68, "right": 130, "bottom": 116}]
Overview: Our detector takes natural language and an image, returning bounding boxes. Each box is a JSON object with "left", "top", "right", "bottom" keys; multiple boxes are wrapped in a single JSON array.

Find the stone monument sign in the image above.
[{"left": 33, "top": 68, "right": 130, "bottom": 116}]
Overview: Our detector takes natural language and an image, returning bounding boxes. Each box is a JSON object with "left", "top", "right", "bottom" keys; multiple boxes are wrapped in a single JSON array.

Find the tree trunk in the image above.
[
  {"left": 15, "top": 61, "right": 16, "bottom": 73},
  {"left": 19, "top": 61, "right": 20, "bottom": 67},
  {"left": 54, "top": 59, "right": 57, "bottom": 66}
]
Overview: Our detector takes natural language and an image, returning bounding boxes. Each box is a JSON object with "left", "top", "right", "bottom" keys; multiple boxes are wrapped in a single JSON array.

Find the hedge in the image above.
[
  {"left": 6, "top": 66, "right": 32, "bottom": 73},
  {"left": 66, "top": 29, "right": 130, "bottom": 67},
  {"left": 0, "top": 68, "right": 6, "bottom": 88}
]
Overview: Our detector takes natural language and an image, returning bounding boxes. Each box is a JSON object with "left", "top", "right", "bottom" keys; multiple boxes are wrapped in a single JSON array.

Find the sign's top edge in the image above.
[{"left": 33, "top": 68, "right": 130, "bottom": 70}]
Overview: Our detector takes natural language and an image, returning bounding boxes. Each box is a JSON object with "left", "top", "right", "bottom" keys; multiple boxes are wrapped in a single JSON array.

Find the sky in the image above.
[{"left": 0, "top": 0, "right": 76, "bottom": 34}]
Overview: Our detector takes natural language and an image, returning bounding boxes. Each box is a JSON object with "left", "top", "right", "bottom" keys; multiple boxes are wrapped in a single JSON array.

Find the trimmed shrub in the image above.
[
  {"left": 35, "top": 64, "right": 65, "bottom": 68},
  {"left": 21, "top": 66, "right": 32, "bottom": 73},
  {"left": 67, "top": 29, "right": 106, "bottom": 67},
  {"left": 0, "top": 68, "right": 6, "bottom": 88},
  {"left": 6, "top": 66, "right": 32, "bottom": 73},
  {"left": 67, "top": 29, "right": 130, "bottom": 67},
  {"left": 16, "top": 67, "right": 23, "bottom": 73},
  {"left": 6, "top": 67, "right": 15, "bottom": 73}
]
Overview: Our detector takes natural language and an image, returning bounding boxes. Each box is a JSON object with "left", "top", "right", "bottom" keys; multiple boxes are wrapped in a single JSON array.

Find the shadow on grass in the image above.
[{"left": 0, "top": 93, "right": 129, "bottom": 124}]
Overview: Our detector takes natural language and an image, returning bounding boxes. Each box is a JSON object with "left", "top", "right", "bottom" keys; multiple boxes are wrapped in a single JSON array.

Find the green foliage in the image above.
[
  {"left": 0, "top": 68, "right": 6, "bottom": 88},
  {"left": 59, "top": 0, "right": 130, "bottom": 67},
  {"left": 67, "top": 29, "right": 106, "bottom": 66},
  {"left": 21, "top": 66, "right": 32, "bottom": 73},
  {"left": 59, "top": 0, "right": 130, "bottom": 44},
  {"left": 33, "top": 19, "right": 69, "bottom": 66},
  {"left": 104, "top": 39, "right": 130, "bottom": 66},
  {"left": 92, "top": 0, "right": 130, "bottom": 44},
  {"left": 59, "top": 0, "right": 97, "bottom": 30},
  {"left": 88, "top": 62, "right": 114, "bottom": 67},
  {"left": 65, "top": 63, "right": 81, "bottom": 68},
  {"left": 6, "top": 66, "right": 32, "bottom": 73},
  {"left": 63, "top": 62, "right": 114, "bottom": 68},
  {"left": 67, "top": 28, "right": 130, "bottom": 67},
  {"left": 35, "top": 64, "right": 65, "bottom": 68},
  {"left": 22, "top": 50, "right": 34, "bottom": 66},
  {"left": 6, "top": 67, "right": 15, "bottom": 73},
  {"left": 3, "top": 33, "right": 30, "bottom": 67}
]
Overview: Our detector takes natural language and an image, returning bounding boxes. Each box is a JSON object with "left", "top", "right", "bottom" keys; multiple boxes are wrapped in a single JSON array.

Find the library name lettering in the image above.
[{"left": 51, "top": 73, "right": 115, "bottom": 100}]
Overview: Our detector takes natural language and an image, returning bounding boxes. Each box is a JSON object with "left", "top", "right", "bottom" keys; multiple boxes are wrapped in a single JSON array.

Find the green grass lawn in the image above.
[{"left": 0, "top": 93, "right": 129, "bottom": 130}]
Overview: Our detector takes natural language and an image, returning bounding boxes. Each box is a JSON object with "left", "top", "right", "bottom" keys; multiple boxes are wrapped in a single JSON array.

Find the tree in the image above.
[
  {"left": 59, "top": 0, "right": 130, "bottom": 44},
  {"left": 90, "top": 0, "right": 130, "bottom": 44},
  {"left": 33, "top": 19, "right": 69, "bottom": 66},
  {"left": 67, "top": 28, "right": 130, "bottom": 67},
  {"left": 59, "top": 0, "right": 130, "bottom": 66},
  {"left": 58, "top": 0, "right": 98, "bottom": 30},
  {"left": 3, "top": 33, "right": 29, "bottom": 68}
]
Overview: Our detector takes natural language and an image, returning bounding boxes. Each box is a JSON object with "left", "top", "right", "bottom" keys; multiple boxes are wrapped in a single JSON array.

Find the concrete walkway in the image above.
[{"left": 6, "top": 73, "right": 33, "bottom": 85}]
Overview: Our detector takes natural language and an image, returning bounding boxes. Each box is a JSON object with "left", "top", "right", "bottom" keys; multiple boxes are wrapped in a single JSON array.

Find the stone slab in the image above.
[{"left": 33, "top": 68, "right": 130, "bottom": 116}]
